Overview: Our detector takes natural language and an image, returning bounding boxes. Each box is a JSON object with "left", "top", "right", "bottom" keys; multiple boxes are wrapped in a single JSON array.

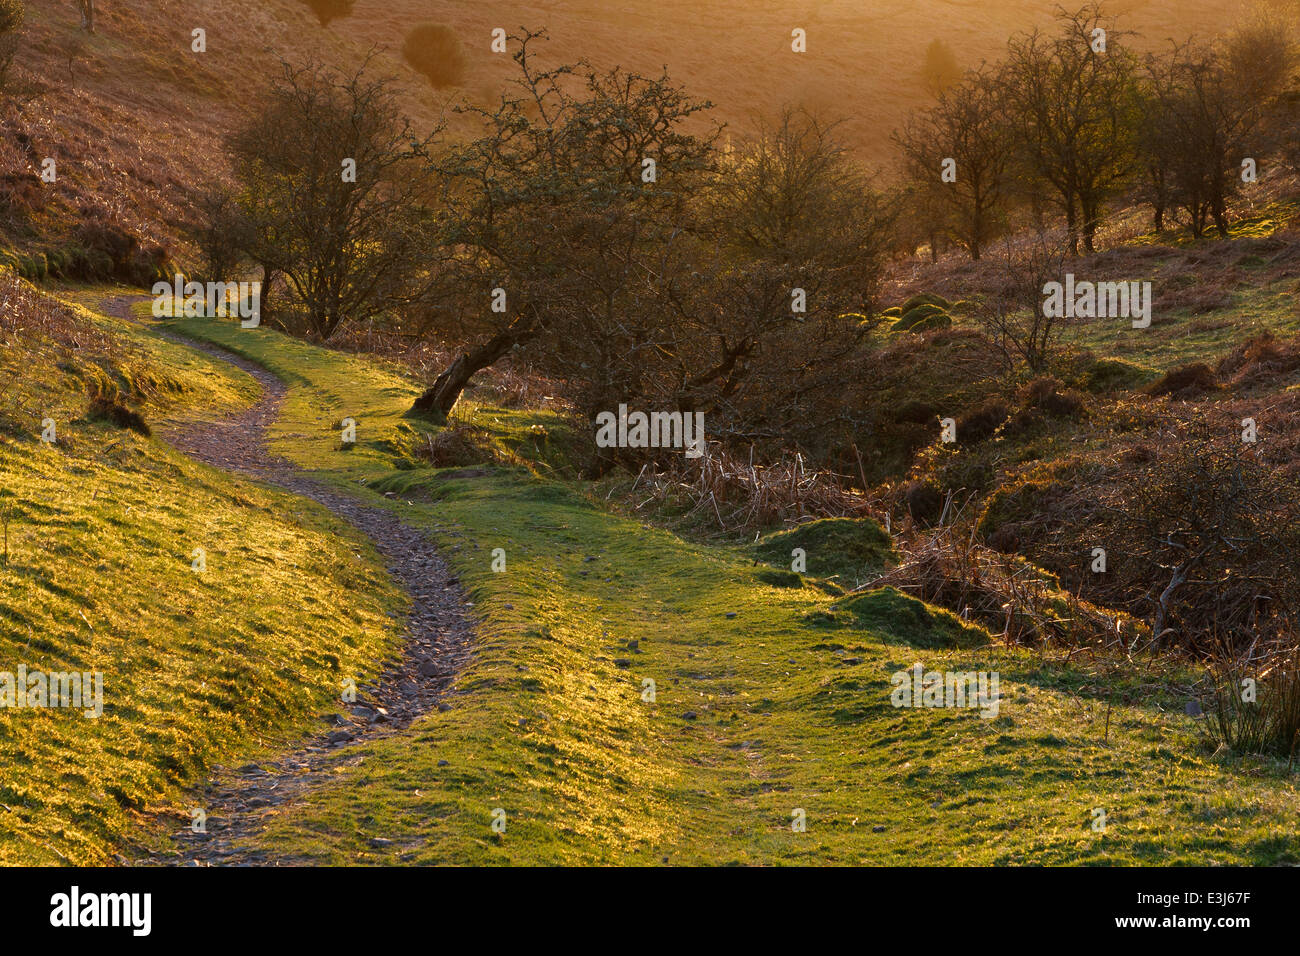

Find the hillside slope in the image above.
[
  {"left": 127, "top": 304, "right": 1299, "bottom": 866},
  {"left": 0, "top": 279, "right": 407, "bottom": 864},
  {"left": 0, "top": 0, "right": 1251, "bottom": 262}
]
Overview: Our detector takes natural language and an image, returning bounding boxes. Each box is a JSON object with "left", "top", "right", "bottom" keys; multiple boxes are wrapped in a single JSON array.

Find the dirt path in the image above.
[{"left": 100, "top": 296, "right": 474, "bottom": 866}]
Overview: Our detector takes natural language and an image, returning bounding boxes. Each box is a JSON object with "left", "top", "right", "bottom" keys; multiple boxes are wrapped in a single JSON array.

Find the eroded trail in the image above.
[{"left": 100, "top": 297, "right": 474, "bottom": 866}]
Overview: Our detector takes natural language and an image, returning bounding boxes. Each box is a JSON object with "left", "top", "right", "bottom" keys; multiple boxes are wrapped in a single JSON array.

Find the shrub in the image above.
[
  {"left": 417, "top": 420, "right": 496, "bottom": 468},
  {"left": 1078, "top": 356, "right": 1158, "bottom": 393},
  {"left": 913, "top": 311, "right": 952, "bottom": 333},
  {"left": 1145, "top": 362, "right": 1219, "bottom": 398},
  {"left": 869, "top": 526, "right": 1132, "bottom": 646},
  {"left": 402, "top": 23, "right": 469, "bottom": 88},
  {"left": 977, "top": 475, "right": 1069, "bottom": 543},
  {"left": 1203, "top": 647, "right": 1300, "bottom": 760},
  {"left": 1016, "top": 376, "right": 1083, "bottom": 418},
  {"left": 956, "top": 398, "right": 1009, "bottom": 443},
  {"left": 86, "top": 382, "right": 150, "bottom": 437},
  {"left": 1216, "top": 331, "right": 1300, "bottom": 388},
  {"left": 892, "top": 399, "right": 941, "bottom": 425},
  {"left": 894, "top": 302, "right": 944, "bottom": 331},
  {"left": 903, "top": 478, "right": 944, "bottom": 525},
  {"left": 0, "top": 0, "right": 21, "bottom": 88}
]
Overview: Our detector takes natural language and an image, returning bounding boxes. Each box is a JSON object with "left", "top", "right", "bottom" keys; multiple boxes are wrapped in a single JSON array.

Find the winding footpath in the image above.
[{"left": 99, "top": 297, "right": 474, "bottom": 866}]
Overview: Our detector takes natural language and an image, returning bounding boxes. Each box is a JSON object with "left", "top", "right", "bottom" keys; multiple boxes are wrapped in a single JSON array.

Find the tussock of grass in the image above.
[
  {"left": 752, "top": 517, "right": 895, "bottom": 586},
  {"left": 811, "top": 586, "right": 992, "bottom": 650}
]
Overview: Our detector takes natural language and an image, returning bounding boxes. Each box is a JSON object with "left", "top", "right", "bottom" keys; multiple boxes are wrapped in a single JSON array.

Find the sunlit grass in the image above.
[
  {"left": 0, "top": 298, "right": 405, "bottom": 864},
  {"left": 158, "top": 312, "right": 1300, "bottom": 865}
]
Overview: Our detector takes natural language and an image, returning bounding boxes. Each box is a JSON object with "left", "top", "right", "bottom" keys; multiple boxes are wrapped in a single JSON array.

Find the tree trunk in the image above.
[
  {"left": 1212, "top": 194, "right": 1230, "bottom": 238},
  {"left": 79, "top": 0, "right": 96, "bottom": 34},
  {"left": 412, "top": 328, "right": 525, "bottom": 419},
  {"left": 1064, "top": 200, "right": 1079, "bottom": 257},
  {"left": 259, "top": 263, "right": 277, "bottom": 321}
]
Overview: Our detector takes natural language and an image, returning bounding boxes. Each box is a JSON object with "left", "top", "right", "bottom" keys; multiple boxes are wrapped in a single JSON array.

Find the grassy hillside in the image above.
[
  {"left": 140, "top": 308, "right": 1300, "bottom": 865},
  {"left": 1, "top": 0, "right": 1251, "bottom": 262},
  {"left": 0, "top": 281, "right": 406, "bottom": 864}
]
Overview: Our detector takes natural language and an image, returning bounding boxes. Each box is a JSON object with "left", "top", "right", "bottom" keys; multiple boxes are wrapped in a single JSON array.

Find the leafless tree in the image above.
[
  {"left": 1001, "top": 5, "right": 1142, "bottom": 254},
  {"left": 972, "top": 231, "right": 1072, "bottom": 372},
  {"left": 230, "top": 57, "right": 443, "bottom": 339},
  {"left": 896, "top": 68, "right": 1014, "bottom": 260}
]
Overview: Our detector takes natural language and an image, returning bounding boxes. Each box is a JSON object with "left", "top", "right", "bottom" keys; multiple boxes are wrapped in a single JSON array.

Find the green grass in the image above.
[
  {"left": 1065, "top": 279, "right": 1300, "bottom": 373},
  {"left": 0, "top": 290, "right": 406, "bottom": 864},
  {"left": 752, "top": 516, "right": 896, "bottom": 588},
  {"left": 150, "top": 311, "right": 1300, "bottom": 865}
]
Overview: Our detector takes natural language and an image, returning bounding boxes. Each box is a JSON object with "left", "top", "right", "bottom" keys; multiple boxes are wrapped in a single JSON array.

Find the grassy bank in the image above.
[
  {"left": 155, "top": 309, "right": 1300, "bottom": 865},
  {"left": 0, "top": 287, "right": 406, "bottom": 864}
]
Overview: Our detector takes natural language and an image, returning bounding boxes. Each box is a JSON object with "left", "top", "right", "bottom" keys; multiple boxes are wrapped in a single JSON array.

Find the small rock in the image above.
[
  {"left": 437, "top": 702, "right": 452, "bottom": 712},
  {"left": 437, "top": 759, "right": 449, "bottom": 767},
  {"left": 368, "top": 837, "right": 395, "bottom": 848},
  {"left": 872, "top": 825, "right": 887, "bottom": 833},
  {"left": 398, "top": 681, "right": 419, "bottom": 697},
  {"left": 614, "top": 658, "right": 632, "bottom": 668},
  {"left": 326, "top": 730, "right": 354, "bottom": 745},
  {"left": 682, "top": 711, "right": 698, "bottom": 720},
  {"left": 418, "top": 660, "right": 440, "bottom": 677},
  {"left": 725, "top": 612, "right": 738, "bottom": 619}
]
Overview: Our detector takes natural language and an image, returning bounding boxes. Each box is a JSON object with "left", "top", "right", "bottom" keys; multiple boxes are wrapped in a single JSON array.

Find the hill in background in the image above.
[{"left": 0, "top": 0, "right": 1251, "bottom": 264}]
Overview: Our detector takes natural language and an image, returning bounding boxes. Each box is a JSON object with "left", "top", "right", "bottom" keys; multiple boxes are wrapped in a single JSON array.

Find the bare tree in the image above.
[
  {"left": 231, "top": 57, "right": 442, "bottom": 339},
  {"left": 896, "top": 68, "right": 1013, "bottom": 260},
  {"left": 1001, "top": 5, "right": 1142, "bottom": 254},
  {"left": 1141, "top": 24, "right": 1295, "bottom": 238},
  {"left": 921, "top": 38, "right": 962, "bottom": 98},
  {"left": 972, "top": 231, "right": 1072, "bottom": 372},
  {"left": 685, "top": 108, "right": 893, "bottom": 440},
  {"left": 409, "top": 30, "right": 718, "bottom": 420}
]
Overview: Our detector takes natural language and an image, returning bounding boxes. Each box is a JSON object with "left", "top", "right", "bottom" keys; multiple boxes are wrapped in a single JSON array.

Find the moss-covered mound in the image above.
[
  {"left": 807, "top": 586, "right": 992, "bottom": 648},
  {"left": 752, "top": 516, "right": 895, "bottom": 584}
]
